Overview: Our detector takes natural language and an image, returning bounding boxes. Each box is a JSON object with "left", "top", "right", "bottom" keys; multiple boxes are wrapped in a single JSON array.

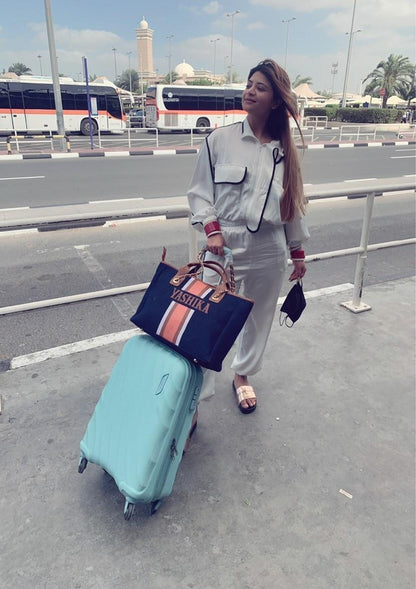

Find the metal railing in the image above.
[
  {"left": 305, "top": 116, "right": 328, "bottom": 128},
  {"left": 95, "top": 127, "right": 159, "bottom": 149},
  {"left": 339, "top": 125, "right": 378, "bottom": 142},
  {"left": 292, "top": 126, "right": 315, "bottom": 143},
  {"left": 7, "top": 131, "right": 71, "bottom": 154},
  {"left": 0, "top": 177, "right": 414, "bottom": 316}
]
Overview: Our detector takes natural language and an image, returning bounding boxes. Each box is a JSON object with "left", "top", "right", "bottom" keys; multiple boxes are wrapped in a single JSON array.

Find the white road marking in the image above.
[
  {"left": 344, "top": 178, "right": 377, "bottom": 182},
  {"left": 391, "top": 155, "right": 416, "bottom": 159},
  {"left": 10, "top": 328, "right": 143, "bottom": 369},
  {"left": 8, "top": 283, "right": 354, "bottom": 370},
  {"left": 0, "top": 228, "right": 38, "bottom": 237},
  {"left": 154, "top": 149, "right": 176, "bottom": 155},
  {"left": 104, "top": 151, "right": 130, "bottom": 157},
  {"left": 0, "top": 206, "right": 30, "bottom": 211},
  {"left": 0, "top": 175, "right": 45, "bottom": 181},
  {"left": 310, "top": 196, "right": 348, "bottom": 203},
  {"left": 74, "top": 244, "right": 135, "bottom": 319},
  {"left": 90, "top": 197, "right": 144, "bottom": 203}
]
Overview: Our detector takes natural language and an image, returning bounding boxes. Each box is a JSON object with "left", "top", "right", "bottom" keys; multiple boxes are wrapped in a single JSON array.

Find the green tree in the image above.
[
  {"left": 396, "top": 80, "right": 416, "bottom": 106},
  {"left": 186, "top": 78, "right": 214, "bottom": 86},
  {"left": 115, "top": 69, "right": 140, "bottom": 92},
  {"left": 163, "top": 71, "right": 179, "bottom": 84},
  {"left": 363, "top": 54, "right": 414, "bottom": 108},
  {"left": 292, "top": 75, "right": 313, "bottom": 88},
  {"left": 8, "top": 62, "right": 32, "bottom": 75}
]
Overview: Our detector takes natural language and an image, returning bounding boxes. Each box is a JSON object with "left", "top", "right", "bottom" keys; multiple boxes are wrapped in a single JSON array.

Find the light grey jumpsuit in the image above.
[{"left": 187, "top": 119, "right": 309, "bottom": 397}]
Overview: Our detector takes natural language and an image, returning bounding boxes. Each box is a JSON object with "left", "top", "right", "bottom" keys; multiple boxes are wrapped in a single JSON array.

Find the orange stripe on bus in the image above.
[
  {"left": 159, "top": 110, "right": 246, "bottom": 116},
  {"left": 0, "top": 108, "right": 122, "bottom": 119}
]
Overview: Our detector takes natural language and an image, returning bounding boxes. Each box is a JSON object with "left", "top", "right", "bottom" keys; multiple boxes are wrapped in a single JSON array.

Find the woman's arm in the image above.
[{"left": 187, "top": 138, "right": 226, "bottom": 255}]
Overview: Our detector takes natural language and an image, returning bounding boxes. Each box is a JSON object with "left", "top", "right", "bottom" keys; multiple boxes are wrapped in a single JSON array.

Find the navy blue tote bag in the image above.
[{"left": 130, "top": 251, "right": 253, "bottom": 372}]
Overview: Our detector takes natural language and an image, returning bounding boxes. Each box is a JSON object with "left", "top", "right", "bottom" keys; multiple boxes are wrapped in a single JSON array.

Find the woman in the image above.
[{"left": 187, "top": 58, "right": 309, "bottom": 414}]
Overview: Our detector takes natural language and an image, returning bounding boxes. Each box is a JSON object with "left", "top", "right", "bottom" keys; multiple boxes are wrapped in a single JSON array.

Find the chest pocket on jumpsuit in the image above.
[{"left": 213, "top": 164, "right": 247, "bottom": 212}]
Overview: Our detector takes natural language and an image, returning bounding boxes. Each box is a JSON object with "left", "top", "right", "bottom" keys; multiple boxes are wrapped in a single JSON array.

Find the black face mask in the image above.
[{"left": 279, "top": 281, "right": 306, "bottom": 327}]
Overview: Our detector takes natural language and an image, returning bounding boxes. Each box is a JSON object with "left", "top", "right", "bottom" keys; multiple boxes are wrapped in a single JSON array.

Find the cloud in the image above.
[
  {"left": 249, "top": 0, "right": 351, "bottom": 12},
  {"left": 202, "top": 1, "right": 221, "bottom": 14},
  {"left": 246, "top": 21, "right": 266, "bottom": 30},
  {"left": 154, "top": 34, "right": 263, "bottom": 80}
]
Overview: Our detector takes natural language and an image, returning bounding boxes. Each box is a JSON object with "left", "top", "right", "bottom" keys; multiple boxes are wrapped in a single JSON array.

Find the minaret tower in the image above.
[{"left": 136, "top": 17, "right": 155, "bottom": 80}]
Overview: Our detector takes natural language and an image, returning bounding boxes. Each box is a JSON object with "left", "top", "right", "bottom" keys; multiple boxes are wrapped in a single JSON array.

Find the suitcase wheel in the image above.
[
  {"left": 124, "top": 502, "right": 135, "bottom": 521},
  {"left": 150, "top": 500, "right": 162, "bottom": 516},
  {"left": 78, "top": 457, "right": 88, "bottom": 474}
]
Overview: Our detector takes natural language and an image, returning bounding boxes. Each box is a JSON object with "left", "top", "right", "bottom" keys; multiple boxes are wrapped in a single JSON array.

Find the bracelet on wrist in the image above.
[
  {"left": 290, "top": 249, "right": 305, "bottom": 260},
  {"left": 204, "top": 220, "right": 221, "bottom": 237}
]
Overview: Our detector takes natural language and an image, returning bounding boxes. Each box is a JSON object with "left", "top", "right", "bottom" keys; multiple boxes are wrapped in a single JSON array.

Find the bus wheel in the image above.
[
  {"left": 80, "top": 118, "right": 98, "bottom": 136},
  {"left": 195, "top": 118, "right": 210, "bottom": 133}
]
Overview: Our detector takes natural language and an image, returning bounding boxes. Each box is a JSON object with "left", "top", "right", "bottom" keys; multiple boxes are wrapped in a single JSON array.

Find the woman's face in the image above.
[{"left": 242, "top": 70, "right": 278, "bottom": 117}]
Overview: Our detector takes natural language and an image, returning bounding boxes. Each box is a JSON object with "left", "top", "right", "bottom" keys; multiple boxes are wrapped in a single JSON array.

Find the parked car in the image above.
[{"left": 128, "top": 109, "right": 144, "bottom": 128}]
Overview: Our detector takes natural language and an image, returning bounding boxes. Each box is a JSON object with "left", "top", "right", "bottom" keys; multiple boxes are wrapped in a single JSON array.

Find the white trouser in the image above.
[{"left": 200, "top": 224, "right": 287, "bottom": 400}]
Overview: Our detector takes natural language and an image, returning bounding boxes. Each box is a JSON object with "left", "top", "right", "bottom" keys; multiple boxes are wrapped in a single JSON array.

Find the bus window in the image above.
[
  {"left": 8, "top": 84, "right": 24, "bottom": 109},
  {"left": 96, "top": 95, "right": 107, "bottom": 111},
  {"left": 106, "top": 95, "right": 122, "bottom": 118},
  {"left": 0, "top": 85, "right": 10, "bottom": 109},
  {"left": 199, "top": 89, "right": 222, "bottom": 111},
  {"left": 61, "top": 86, "right": 76, "bottom": 110},
  {"left": 22, "top": 85, "right": 53, "bottom": 110}
]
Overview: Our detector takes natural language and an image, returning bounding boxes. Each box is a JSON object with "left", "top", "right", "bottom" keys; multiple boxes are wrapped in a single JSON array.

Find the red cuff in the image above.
[
  {"left": 204, "top": 221, "right": 221, "bottom": 236},
  {"left": 290, "top": 249, "right": 305, "bottom": 259}
]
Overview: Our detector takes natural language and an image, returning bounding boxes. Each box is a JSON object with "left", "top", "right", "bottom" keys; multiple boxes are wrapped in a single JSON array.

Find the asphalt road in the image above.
[
  {"left": 0, "top": 145, "right": 415, "bottom": 208},
  {"left": 1, "top": 190, "right": 414, "bottom": 361}
]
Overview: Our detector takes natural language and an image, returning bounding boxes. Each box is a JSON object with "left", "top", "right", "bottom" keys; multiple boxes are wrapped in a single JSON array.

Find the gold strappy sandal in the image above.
[{"left": 232, "top": 382, "right": 257, "bottom": 414}]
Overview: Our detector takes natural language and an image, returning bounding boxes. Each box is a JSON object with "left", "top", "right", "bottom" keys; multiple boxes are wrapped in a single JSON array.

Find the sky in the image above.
[{"left": 0, "top": 0, "right": 415, "bottom": 95}]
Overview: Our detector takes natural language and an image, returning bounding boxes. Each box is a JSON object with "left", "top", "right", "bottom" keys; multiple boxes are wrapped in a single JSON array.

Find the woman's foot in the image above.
[{"left": 233, "top": 374, "right": 257, "bottom": 414}]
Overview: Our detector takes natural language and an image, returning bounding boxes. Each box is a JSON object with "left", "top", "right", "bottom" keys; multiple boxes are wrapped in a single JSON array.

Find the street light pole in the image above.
[
  {"left": 44, "top": 0, "right": 66, "bottom": 150},
  {"left": 126, "top": 51, "right": 132, "bottom": 92},
  {"left": 281, "top": 17, "right": 296, "bottom": 69},
  {"left": 341, "top": 0, "right": 358, "bottom": 107},
  {"left": 166, "top": 35, "right": 174, "bottom": 84},
  {"left": 112, "top": 47, "right": 117, "bottom": 80},
  {"left": 37, "top": 55, "right": 43, "bottom": 76},
  {"left": 226, "top": 10, "right": 240, "bottom": 83},
  {"left": 210, "top": 38, "right": 220, "bottom": 84},
  {"left": 341, "top": 28, "right": 361, "bottom": 105},
  {"left": 331, "top": 62, "right": 338, "bottom": 93}
]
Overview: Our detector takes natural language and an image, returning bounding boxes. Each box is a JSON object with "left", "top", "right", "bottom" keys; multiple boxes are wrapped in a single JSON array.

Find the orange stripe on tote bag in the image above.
[{"left": 157, "top": 277, "right": 213, "bottom": 345}]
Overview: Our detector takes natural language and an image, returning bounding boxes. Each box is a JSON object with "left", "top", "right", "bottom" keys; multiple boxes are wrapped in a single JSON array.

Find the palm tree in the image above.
[
  {"left": 292, "top": 75, "right": 313, "bottom": 88},
  {"left": 363, "top": 54, "right": 414, "bottom": 108},
  {"left": 8, "top": 63, "right": 32, "bottom": 75},
  {"left": 115, "top": 69, "right": 140, "bottom": 92}
]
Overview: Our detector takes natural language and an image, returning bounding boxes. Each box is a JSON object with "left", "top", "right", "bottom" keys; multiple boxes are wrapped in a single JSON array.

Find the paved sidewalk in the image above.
[{"left": 0, "top": 277, "right": 414, "bottom": 589}]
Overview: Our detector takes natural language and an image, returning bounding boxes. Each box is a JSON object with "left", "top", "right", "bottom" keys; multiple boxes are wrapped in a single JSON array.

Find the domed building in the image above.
[{"left": 174, "top": 60, "right": 195, "bottom": 80}]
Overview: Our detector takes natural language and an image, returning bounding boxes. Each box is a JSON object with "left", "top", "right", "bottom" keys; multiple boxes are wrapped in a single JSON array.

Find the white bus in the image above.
[
  {"left": 0, "top": 76, "right": 126, "bottom": 135},
  {"left": 145, "top": 84, "right": 246, "bottom": 131}
]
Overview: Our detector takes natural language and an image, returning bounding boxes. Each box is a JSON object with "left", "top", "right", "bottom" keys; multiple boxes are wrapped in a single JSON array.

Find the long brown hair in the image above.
[{"left": 248, "top": 59, "right": 307, "bottom": 221}]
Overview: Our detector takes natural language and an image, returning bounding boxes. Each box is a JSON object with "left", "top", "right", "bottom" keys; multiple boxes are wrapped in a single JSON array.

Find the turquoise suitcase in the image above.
[{"left": 78, "top": 334, "right": 202, "bottom": 520}]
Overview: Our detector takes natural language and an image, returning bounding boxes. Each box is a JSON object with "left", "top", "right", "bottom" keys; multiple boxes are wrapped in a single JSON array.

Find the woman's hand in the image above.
[
  {"left": 206, "top": 233, "right": 226, "bottom": 257},
  {"left": 289, "top": 260, "right": 306, "bottom": 281}
]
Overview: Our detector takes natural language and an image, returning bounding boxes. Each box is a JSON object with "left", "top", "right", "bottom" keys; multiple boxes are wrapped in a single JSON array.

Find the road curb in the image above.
[{"left": 0, "top": 140, "right": 415, "bottom": 161}]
